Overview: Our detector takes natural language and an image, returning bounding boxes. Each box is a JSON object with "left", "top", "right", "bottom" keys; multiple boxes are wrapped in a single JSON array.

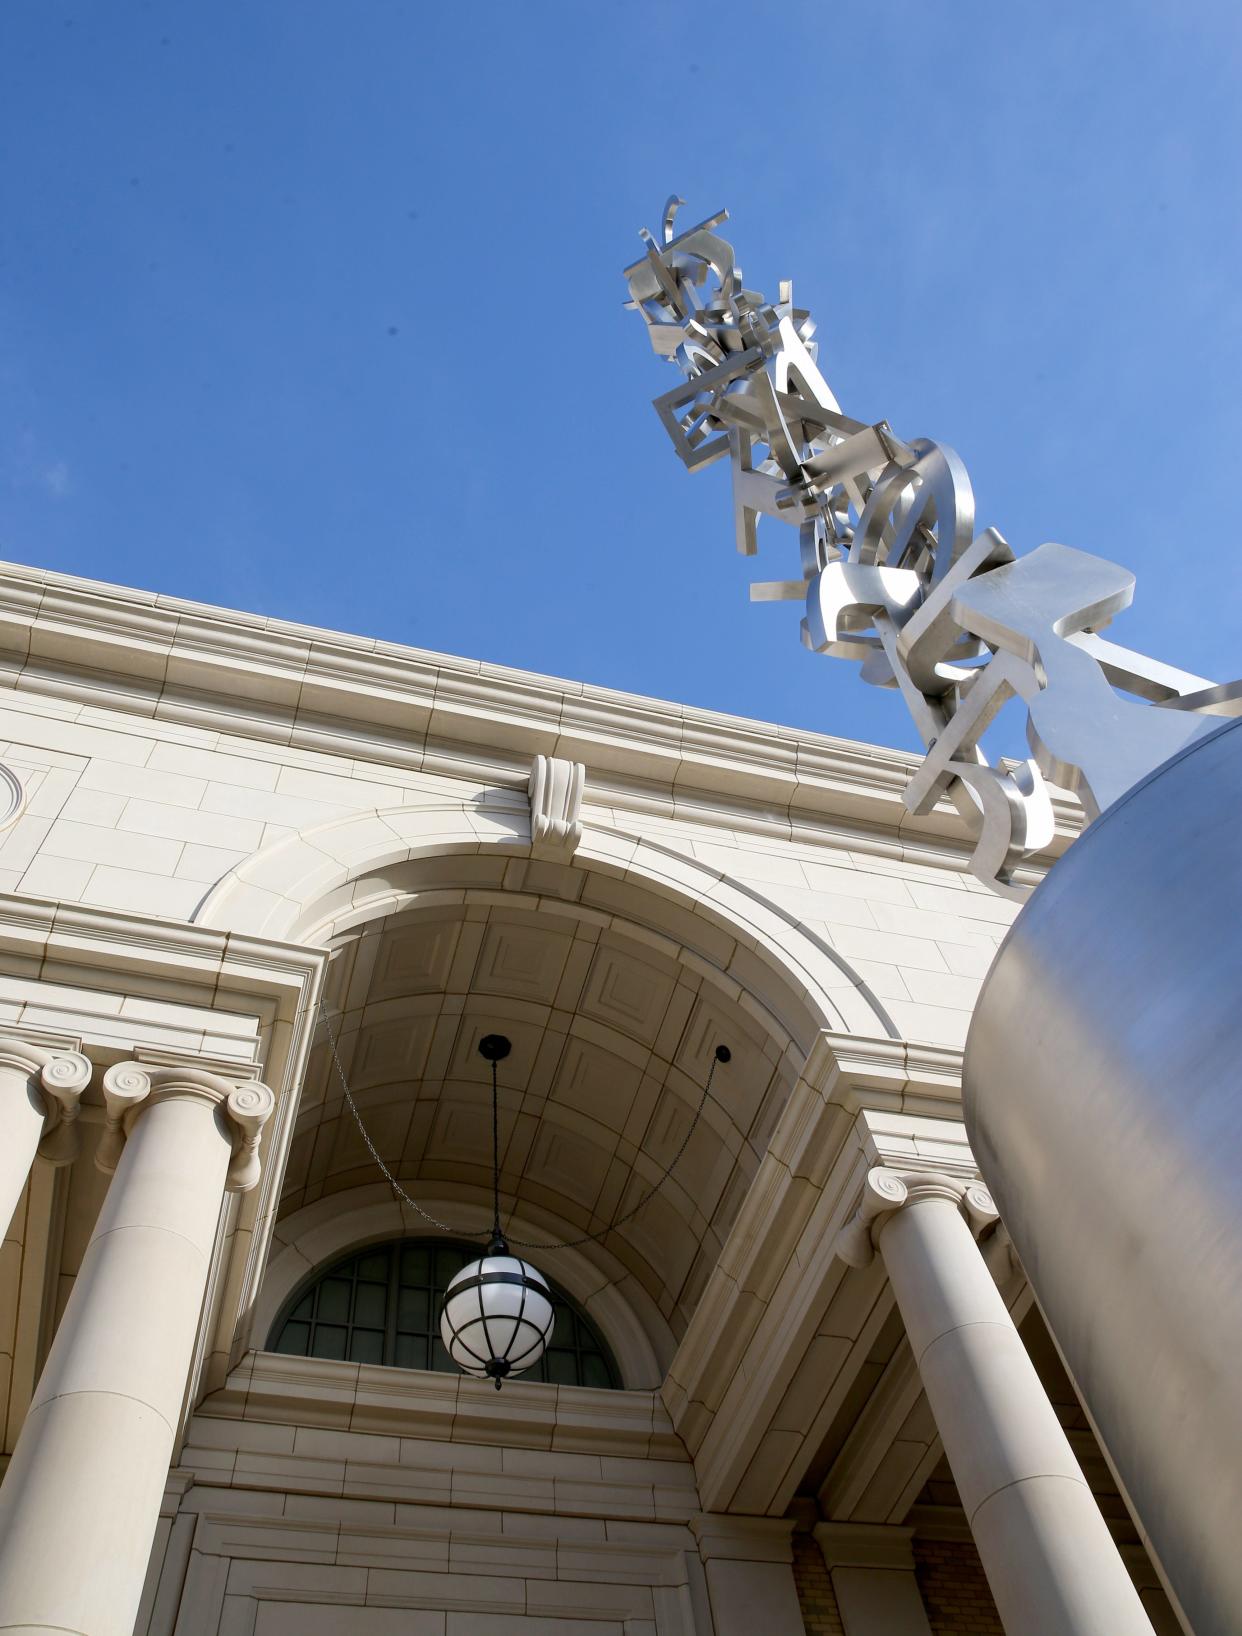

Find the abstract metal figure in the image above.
[{"left": 625, "top": 199, "right": 1240, "bottom": 896}]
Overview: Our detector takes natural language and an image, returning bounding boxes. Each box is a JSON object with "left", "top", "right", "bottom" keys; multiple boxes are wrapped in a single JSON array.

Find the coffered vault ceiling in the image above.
[{"left": 281, "top": 884, "right": 804, "bottom": 1342}]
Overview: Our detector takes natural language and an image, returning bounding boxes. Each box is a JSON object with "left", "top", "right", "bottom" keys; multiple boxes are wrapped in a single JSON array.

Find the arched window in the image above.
[{"left": 268, "top": 1238, "right": 621, "bottom": 1389}]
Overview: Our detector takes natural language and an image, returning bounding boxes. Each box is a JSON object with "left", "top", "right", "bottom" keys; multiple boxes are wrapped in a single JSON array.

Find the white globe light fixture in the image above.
[
  {"left": 434, "top": 1029, "right": 730, "bottom": 1389},
  {"left": 439, "top": 1033, "right": 556, "bottom": 1388},
  {"left": 440, "top": 1236, "right": 555, "bottom": 1388}
]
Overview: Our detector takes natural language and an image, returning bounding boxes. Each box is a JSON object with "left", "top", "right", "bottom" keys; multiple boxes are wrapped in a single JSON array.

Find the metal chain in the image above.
[
  {"left": 316, "top": 1001, "right": 727, "bottom": 1251},
  {"left": 515, "top": 1047, "right": 725, "bottom": 1250},
  {"left": 319, "top": 1001, "right": 484, "bottom": 1237}
]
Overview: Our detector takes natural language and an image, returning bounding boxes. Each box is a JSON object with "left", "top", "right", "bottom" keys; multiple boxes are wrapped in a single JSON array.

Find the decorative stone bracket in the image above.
[
  {"left": 834, "top": 1167, "right": 998, "bottom": 1269},
  {"left": 528, "top": 754, "right": 585, "bottom": 860},
  {"left": 98, "top": 1063, "right": 276, "bottom": 1193}
]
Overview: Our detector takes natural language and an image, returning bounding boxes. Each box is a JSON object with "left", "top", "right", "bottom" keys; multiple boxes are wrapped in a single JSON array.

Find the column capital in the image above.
[
  {"left": 814, "top": 1521, "right": 916, "bottom": 1574},
  {"left": 98, "top": 1062, "right": 275, "bottom": 1192},
  {"left": 0, "top": 1033, "right": 93, "bottom": 1166},
  {"left": 691, "top": 1513, "right": 796, "bottom": 1564},
  {"left": 834, "top": 1166, "right": 998, "bottom": 1269}
]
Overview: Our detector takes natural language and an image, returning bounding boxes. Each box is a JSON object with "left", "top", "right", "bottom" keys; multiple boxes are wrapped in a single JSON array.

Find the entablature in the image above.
[{"left": 0, "top": 558, "right": 1080, "bottom": 867}]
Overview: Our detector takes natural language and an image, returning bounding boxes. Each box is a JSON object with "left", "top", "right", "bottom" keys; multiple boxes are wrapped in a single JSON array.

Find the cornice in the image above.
[
  {"left": 0, "top": 558, "right": 1080, "bottom": 861},
  {"left": 802, "top": 1031, "right": 965, "bottom": 1118},
  {"left": 0, "top": 891, "right": 325, "bottom": 1003},
  {"left": 761, "top": 1033, "right": 964, "bottom": 1196},
  {"left": 197, "top": 1350, "right": 689, "bottom": 1462}
]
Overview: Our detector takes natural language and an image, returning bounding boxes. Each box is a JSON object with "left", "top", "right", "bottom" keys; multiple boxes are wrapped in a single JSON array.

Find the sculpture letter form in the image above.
[{"left": 624, "top": 200, "right": 1239, "bottom": 895}]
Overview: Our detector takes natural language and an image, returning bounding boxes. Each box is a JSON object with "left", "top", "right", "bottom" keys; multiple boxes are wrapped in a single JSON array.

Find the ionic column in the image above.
[
  {"left": 0, "top": 1062, "right": 274, "bottom": 1636},
  {"left": 0, "top": 1037, "right": 92, "bottom": 1235},
  {"left": 837, "top": 1169, "right": 1154, "bottom": 1636}
]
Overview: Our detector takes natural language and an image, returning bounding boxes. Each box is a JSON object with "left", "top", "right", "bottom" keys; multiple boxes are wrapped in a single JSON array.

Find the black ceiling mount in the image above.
[{"left": 320, "top": 997, "right": 734, "bottom": 1253}]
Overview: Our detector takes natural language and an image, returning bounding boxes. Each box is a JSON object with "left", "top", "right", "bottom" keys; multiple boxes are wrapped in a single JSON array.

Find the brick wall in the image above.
[
  {"left": 792, "top": 1531, "right": 846, "bottom": 1635},
  {"left": 914, "top": 1537, "right": 1003, "bottom": 1634}
]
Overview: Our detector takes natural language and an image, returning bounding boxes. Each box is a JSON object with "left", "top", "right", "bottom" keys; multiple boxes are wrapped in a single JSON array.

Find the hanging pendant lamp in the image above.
[{"left": 439, "top": 1034, "right": 555, "bottom": 1388}]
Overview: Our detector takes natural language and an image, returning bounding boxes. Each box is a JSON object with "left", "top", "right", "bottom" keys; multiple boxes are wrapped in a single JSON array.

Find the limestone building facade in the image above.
[{"left": 0, "top": 560, "right": 1183, "bottom": 1635}]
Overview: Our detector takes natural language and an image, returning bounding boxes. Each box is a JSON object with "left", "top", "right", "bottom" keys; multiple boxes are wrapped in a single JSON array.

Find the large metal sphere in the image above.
[{"left": 965, "top": 716, "right": 1242, "bottom": 1635}]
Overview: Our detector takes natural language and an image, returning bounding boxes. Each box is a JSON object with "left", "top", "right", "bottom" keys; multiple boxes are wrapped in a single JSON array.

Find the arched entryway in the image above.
[{"left": 196, "top": 798, "right": 895, "bottom": 1381}]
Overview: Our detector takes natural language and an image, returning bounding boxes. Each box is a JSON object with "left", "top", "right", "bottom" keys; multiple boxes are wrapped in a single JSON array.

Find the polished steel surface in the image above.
[
  {"left": 965, "top": 715, "right": 1242, "bottom": 1635},
  {"left": 625, "top": 201, "right": 1238, "bottom": 898}
]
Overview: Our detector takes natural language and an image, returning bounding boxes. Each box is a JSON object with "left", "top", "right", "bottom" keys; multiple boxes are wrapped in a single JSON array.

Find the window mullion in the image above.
[{"left": 384, "top": 1242, "right": 400, "bottom": 1366}]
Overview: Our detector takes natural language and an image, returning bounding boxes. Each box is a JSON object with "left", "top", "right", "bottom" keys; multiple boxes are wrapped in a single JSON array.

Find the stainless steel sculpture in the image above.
[
  {"left": 624, "top": 199, "right": 1239, "bottom": 898},
  {"left": 627, "top": 201, "right": 1242, "bottom": 1634}
]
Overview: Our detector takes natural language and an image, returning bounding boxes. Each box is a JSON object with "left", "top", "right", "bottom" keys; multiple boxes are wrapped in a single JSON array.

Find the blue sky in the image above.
[{"left": 2, "top": 1, "right": 1239, "bottom": 754}]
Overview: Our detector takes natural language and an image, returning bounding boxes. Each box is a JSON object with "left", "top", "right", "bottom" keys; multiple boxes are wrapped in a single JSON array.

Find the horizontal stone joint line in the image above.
[
  {"left": 966, "top": 1469, "right": 1093, "bottom": 1528},
  {"left": 911, "top": 1316, "right": 1016, "bottom": 1371},
  {"left": 27, "top": 1386, "right": 176, "bottom": 1440},
  {"left": 87, "top": 1219, "right": 214, "bottom": 1265},
  {"left": 0, "top": 1624, "right": 92, "bottom": 1634}
]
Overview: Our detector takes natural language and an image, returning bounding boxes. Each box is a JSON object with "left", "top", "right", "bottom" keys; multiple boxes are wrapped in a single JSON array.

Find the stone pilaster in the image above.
[
  {"left": 814, "top": 1522, "right": 933, "bottom": 1635},
  {"left": 692, "top": 1514, "right": 805, "bottom": 1636}
]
